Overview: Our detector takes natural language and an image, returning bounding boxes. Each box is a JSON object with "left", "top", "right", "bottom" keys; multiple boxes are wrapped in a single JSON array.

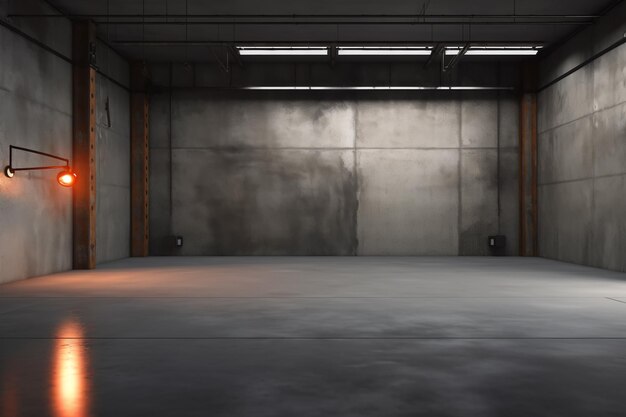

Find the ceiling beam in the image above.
[
  {"left": 6, "top": 13, "right": 596, "bottom": 26},
  {"left": 6, "top": 14, "right": 600, "bottom": 19},
  {"left": 84, "top": 21, "right": 592, "bottom": 26}
]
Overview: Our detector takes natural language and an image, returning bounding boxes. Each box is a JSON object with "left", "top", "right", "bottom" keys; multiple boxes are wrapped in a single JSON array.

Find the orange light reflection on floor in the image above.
[
  {"left": 52, "top": 319, "right": 91, "bottom": 417},
  {"left": 1, "top": 367, "right": 19, "bottom": 417}
]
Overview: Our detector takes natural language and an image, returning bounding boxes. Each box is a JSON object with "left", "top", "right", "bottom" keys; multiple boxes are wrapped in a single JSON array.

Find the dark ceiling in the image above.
[{"left": 9, "top": 0, "right": 622, "bottom": 62}]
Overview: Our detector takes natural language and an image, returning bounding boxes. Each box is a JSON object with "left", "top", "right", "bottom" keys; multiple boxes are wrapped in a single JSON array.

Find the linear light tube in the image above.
[
  {"left": 445, "top": 46, "right": 541, "bottom": 56},
  {"left": 467, "top": 50, "right": 539, "bottom": 56},
  {"left": 237, "top": 47, "right": 328, "bottom": 56},
  {"left": 242, "top": 86, "right": 514, "bottom": 91},
  {"left": 338, "top": 47, "right": 432, "bottom": 56}
]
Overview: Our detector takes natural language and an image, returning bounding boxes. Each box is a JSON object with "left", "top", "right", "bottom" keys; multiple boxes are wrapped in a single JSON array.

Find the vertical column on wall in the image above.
[
  {"left": 72, "top": 21, "right": 97, "bottom": 269},
  {"left": 130, "top": 62, "right": 150, "bottom": 257},
  {"left": 519, "top": 62, "right": 539, "bottom": 256}
]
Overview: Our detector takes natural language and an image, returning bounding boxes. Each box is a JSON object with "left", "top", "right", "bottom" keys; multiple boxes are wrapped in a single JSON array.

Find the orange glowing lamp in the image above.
[
  {"left": 4, "top": 145, "right": 76, "bottom": 187},
  {"left": 57, "top": 171, "right": 77, "bottom": 187}
]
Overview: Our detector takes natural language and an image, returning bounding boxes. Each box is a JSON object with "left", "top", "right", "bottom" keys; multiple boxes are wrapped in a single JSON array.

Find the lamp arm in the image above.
[
  {"left": 8, "top": 145, "right": 70, "bottom": 171},
  {"left": 10, "top": 165, "right": 70, "bottom": 172}
]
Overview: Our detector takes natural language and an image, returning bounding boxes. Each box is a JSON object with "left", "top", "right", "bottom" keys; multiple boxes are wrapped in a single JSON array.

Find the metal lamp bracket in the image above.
[{"left": 4, "top": 145, "right": 71, "bottom": 178}]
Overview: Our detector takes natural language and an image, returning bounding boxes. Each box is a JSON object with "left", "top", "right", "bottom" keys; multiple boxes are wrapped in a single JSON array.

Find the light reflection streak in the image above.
[{"left": 53, "top": 319, "right": 91, "bottom": 417}]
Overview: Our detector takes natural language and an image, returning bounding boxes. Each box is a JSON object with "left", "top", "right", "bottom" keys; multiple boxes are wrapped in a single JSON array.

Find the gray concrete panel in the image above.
[
  {"left": 538, "top": 65, "right": 594, "bottom": 134},
  {"left": 96, "top": 41, "right": 130, "bottom": 88},
  {"left": 593, "top": 42, "right": 626, "bottom": 112},
  {"left": 538, "top": 180, "right": 593, "bottom": 265},
  {"left": 96, "top": 75, "right": 130, "bottom": 141},
  {"left": 0, "top": 21, "right": 73, "bottom": 284},
  {"left": 173, "top": 91, "right": 356, "bottom": 149},
  {"left": 357, "top": 149, "right": 459, "bottom": 255},
  {"left": 356, "top": 98, "right": 461, "bottom": 148},
  {"left": 95, "top": 73, "right": 131, "bottom": 265},
  {"left": 172, "top": 149, "right": 357, "bottom": 255},
  {"left": 538, "top": 116, "right": 593, "bottom": 184},
  {"left": 461, "top": 95, "right": 498, "bottom": 148},
  {"left": 148, "top": 148, "right": 173, "bottom": 255},
  {"left": 0, "top": 85, "right": 72, "bottom": 284},
  {"left": 591, "top": 175, "right": 626, "bottom": 272},
  {"left": 460, "top": 149, "right": 498, "bottom": 255},
  {"left": 592, "top": 102, "right": 626, "bottom": 178},
  {"left": 149, "top": 93, "right": 171, "bottom": 149},
  {"left": 499, "top": 149, "right": 519, "bottom": 255},
  {"left": 498, "top": 92, "right": 519, "bottom": 149},
  {"left": 0, "top": 27, "right": 71, "bottom": 115},
  {"left": 96, "top": 185, "right": 131, "bottom": 264}
]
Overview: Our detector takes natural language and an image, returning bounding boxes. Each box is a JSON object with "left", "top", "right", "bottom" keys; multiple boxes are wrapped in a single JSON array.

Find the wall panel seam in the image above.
[{"left": 538, "top": 99, "right": 626, "bottom": 135}]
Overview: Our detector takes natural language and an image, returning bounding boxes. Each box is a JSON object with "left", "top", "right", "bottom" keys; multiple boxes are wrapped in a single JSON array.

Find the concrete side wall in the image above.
[
  {"left": 150, "top": 64, "right": 519, "bottom": 256},
  {"left": 538, "top": 5, "right": 626, "bottom": 272},
  {"left": 0, "top": 3, "right": 73, "bottom": 283},
  {"left": 95, "top": 42, "right": 131, "bottom": 264}
]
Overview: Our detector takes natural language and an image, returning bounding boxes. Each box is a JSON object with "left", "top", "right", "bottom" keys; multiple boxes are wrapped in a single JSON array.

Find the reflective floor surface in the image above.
[{"left": 1, "top": 257, "right": 626, "bottom": 416}]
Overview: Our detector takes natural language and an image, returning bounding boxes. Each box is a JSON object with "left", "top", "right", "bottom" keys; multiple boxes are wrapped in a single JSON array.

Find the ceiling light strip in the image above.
[
  {"left": 237, "top": 47, "right": 328, "bottom": 56},
  {"left": 242, "top": 86, "right": 515, "bottom": 91},
  {"left": 338, "top": 47, "right": 433, "bottom": 56},
  {"left": 445, "top": 46, "right": 541, "bottom": 56},
  {"left": 465, "top": 50, "right": 539, "bottom": 56}
]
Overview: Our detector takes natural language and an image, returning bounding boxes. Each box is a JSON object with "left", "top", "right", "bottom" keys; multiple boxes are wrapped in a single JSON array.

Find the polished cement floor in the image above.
[{"left": 1, "top": 257, "right": 626, "bottom": 417}]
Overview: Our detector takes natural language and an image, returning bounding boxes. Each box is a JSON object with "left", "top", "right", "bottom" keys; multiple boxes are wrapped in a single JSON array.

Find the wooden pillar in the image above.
[
  {"left": 72, "top": 21, "right": 97, "bottom": 269},
  {"left": 519, "top": 62, "right": 539, "bottom": 257},
  {"left": 130, "top": 62, "right": 150, "bottom": 257}
]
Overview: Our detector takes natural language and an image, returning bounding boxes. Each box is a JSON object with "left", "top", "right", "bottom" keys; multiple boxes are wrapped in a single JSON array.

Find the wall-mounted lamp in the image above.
[{"left": 4, "top": 145, "right": 77, "bottom": 187}]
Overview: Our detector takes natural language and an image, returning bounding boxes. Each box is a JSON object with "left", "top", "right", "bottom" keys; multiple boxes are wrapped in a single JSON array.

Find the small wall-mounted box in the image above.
[
  {"left": 488, "top": 235, "right": 506, "bottom": 248},
  {"left": 488, "top": 235, "right": 506, "bottom": 256},
  {"left": 175, "top": 236, "right": 184, "bottom": 248}
]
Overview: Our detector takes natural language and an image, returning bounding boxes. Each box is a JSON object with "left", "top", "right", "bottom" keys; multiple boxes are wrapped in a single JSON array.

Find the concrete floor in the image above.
[{"left": 1, "top": 257, "right": 626, "bottom": 416}]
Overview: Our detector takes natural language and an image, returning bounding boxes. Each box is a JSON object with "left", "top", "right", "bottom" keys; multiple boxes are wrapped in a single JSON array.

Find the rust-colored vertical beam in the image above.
[
  {"left": 130, "top": 62, "right": 150, "bottom": 257},
  {"left": 519, "top": 61, "right": 539, "bottom": 257},
  {"left": 72, "top": 21, "right": 97, "bottom": 269}
]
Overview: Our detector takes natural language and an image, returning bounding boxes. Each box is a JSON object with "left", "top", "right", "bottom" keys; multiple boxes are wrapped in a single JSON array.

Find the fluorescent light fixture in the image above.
[
  {"left": 445, "top": 46, "right": 542, "bottom": 56},
  {"left": 242, "top": 86, "right": 514, "bottom": 91},
  {"left": 237, "top": 46, "right": 328, "bottom": 56},
  {"left": 243, "top": 86, "right": 311, "bottom": 90},
  {"left": 338, "top": 47, "right": 433, "bottom": 56},
  {"left": 444, "top": 47, "right": 463, "bottom": 56}
]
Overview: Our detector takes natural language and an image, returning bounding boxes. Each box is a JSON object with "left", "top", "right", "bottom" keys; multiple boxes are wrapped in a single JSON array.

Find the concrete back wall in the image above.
[
  {"left": 0, "top": 3, "right": 73, "bottom": 284},
  {"left": 150, "top": 66, "right": 519, "bottom": 256},
  {"left": 538, "top": 3, "right": 626, "bottom": 272}
]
